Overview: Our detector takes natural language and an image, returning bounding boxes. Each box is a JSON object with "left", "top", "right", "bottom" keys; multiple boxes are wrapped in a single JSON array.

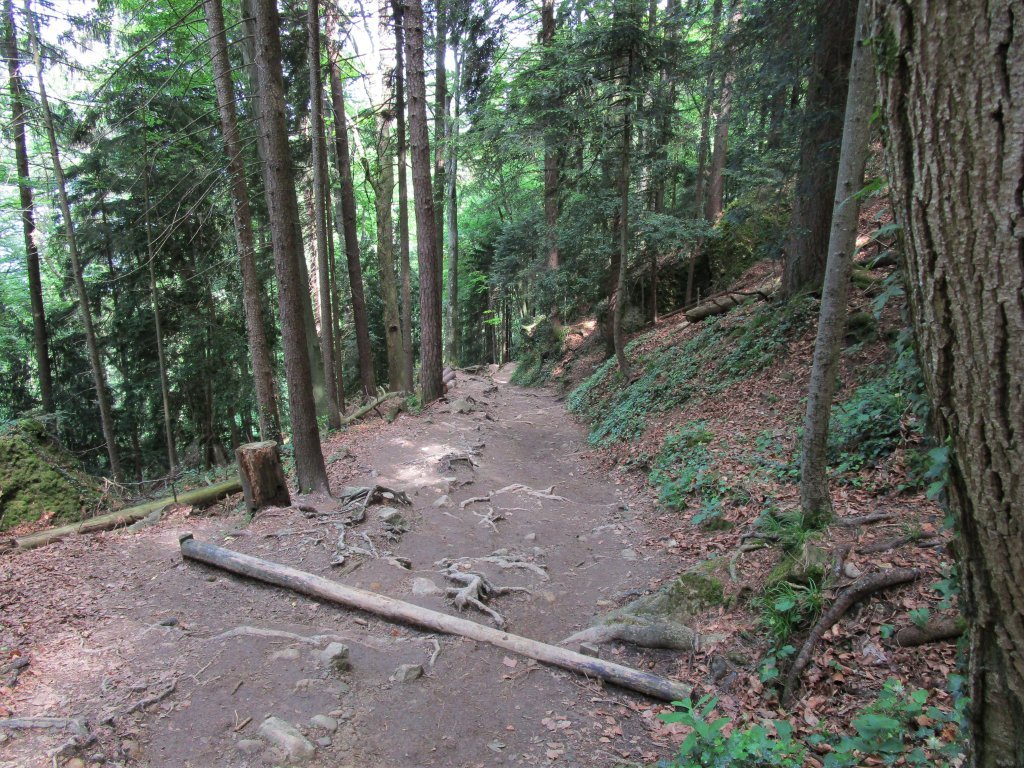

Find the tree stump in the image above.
[{"left": 236, "top": 441, "right": 290, "bottom": 512}]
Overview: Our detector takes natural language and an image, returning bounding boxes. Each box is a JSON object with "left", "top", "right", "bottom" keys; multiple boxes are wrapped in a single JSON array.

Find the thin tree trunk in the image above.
[
  {"left": 613, "top": 50, "right": 633, "bottom": 380},
  {"left": 703, "top": 74, "right": 733, "bottom": 224},
  {"left": 250, "top": 0, "right": 328, "bottom": 493},
  {"left": 328, "top": 55, "right": 377, "bottom": 398},
  {"left": 444, "top": 51, "right": 460, "bottom": 365},
  {"left": 308, "top": 0, "right": 341, "bottom": 427},
  {"left": 142, "top": 162, "right": 178, "bottom": 475},
  {"left": 798, "top": 0, "right": 874, "bottom": 527},
  {"left": 404, "top": 0, "right": 444, "bottom": 404},
  {"left": 3, "top": 0, "right": 51, "bottom": 414},
  {"left": 24, "top": 0, "right": 121, "bottom": 480},
  {"left": 871, "top": 1, "right": 1024, "bottom": 764},
  {"left": 323, "top": 170, "right": 346, "bottom": 413},
  {"left": 205, "top": 0, "right": 281, "bottom": 443},
  {"left": 433, "top": 0, "right": 447, "bottom": 266},
  {"left": 394, "top": 0, "right": 415, "bottom": 393},
  {"left": 782, "top": 0, "right": 859, "bottom": 297},
  {"left": 541, "top": 0, "right": 560, "bottom": 326}
]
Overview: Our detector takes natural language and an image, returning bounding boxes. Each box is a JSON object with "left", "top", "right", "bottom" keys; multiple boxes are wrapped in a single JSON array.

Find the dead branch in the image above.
[
  {"left": 179, "top": 534, "right": 690, "bottom": 701},
  {"left": 859, "top": 532, "right": 939, "bottom": 554},
  {"left": 340, "top": 392, "right": 401, "bottom": 425},
  {"left": 728, "top": 540, "right": 770, "bottom": 582},
  {"left": 894, "top": 617, "right": 964, "bottom": 647},
  {"left": 782, "top": 568, "right": 924, "bottom": 706}
]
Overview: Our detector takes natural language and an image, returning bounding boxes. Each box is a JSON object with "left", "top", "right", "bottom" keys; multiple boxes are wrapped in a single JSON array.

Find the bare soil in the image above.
[{"left": 1, "top": 367, "right": 687, "bottom": 768}]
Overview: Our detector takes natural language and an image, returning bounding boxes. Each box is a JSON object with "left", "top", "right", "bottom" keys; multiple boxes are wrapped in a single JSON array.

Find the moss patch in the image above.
[
  {"left": 0, "top": 422, "right": 97, "bottom": 531},
  {"left": 604, "top": 562, "right": 728, "bottom": 627}
]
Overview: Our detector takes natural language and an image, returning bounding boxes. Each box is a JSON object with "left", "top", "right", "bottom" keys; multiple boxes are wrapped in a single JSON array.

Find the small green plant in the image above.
[
  {"left": 754, "top": 509, "right": 815, "bottom": 554},
  {"left": 659, "top": 694, "right": 806, "bottom": 767},
  {"left": 908, "top": 607, "right": 931, "bottom": 629},
  {"left": 754, "top": 579, "right": 824, "bottom": 643}
]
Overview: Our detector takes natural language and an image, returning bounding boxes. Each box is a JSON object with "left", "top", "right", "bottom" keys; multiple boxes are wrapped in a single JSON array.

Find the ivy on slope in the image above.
[{"left": 568, "top": 297, "right": 817, "bottom": 446}]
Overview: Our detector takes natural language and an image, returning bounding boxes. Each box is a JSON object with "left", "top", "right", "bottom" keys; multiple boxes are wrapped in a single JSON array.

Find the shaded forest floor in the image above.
[{"left": 1, "top": 259, "right": 963, "bottom": 767}]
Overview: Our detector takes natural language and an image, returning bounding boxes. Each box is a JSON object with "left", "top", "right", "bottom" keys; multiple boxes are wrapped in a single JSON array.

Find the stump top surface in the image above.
[{"left": 238, "top": 440, "right": 278, "bottom": 451}]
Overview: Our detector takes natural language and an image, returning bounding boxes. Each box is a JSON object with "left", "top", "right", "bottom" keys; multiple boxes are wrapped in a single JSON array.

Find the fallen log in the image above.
[
  {"left": 341, "top": 392, "right": 401, "bottom": 425},
  {"left": 11, "top": 479, "right": 241, "bottom": 551},
  {"left": 894, "top": 617, "right": 964, "bottom": 647},
  {"left": 179, "top": 534, "right": 690, "bottom": 702},
  {"left": 684, "top": 280, "right": 779, "bottom": 323}
]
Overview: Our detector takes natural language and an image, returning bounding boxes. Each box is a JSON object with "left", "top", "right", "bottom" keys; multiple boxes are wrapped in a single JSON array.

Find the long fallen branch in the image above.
[
  {"left": 180, "top": 534, "right": 689, "bottom": 702},
  {"left": 10, "top": 479, "right": 242, "bottom": 551},
  {"left": 341, "top": 392, "right": 401, "bottom": 425},
  {"left": 782, "top": 568, "right": 924, "bottom": 706},
  {"left": 894, "top": 617, "right": 964, "bottom": 647}
]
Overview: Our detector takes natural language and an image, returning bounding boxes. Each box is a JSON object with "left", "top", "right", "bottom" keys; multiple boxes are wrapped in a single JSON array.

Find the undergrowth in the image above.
[{"left": 568, "top": 296, "right": 817, "bottom": 446}]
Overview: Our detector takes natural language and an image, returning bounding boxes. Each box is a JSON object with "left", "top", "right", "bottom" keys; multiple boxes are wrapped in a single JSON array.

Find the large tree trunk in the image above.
[
  {"left": 541, "top": 0, "right": 560, "bottom": 324},
  {"left": 613, "top": 49, "right": 633, "bottom": 380},
  {"left": 433, "top": 0, "right": 447, "bottom": 267},
  {"left": 394, "top": 0, "right": 415, "bottom": 393},
  {"left": 782, "top": 0, "right": 858, "bottom": 297},
  {"left": 205, "top": 0, "right": 281, "bottom": 443},
  {"left": 871, "top": 2, "right": 1024, "bottom": 765},
  {"left": 444, "top": 51, "right": 460, "bottom": 365},
  {"left": 328, "top": 53, "right": 378, "bottom": 399},
  {"left": 250, "top": 0, "right": 328, "bottom": 493},
  {"left": 25, "top": 0, "right": 121, "bottom": 480},
  {"left": 362, "top": 6, "right": 405, "bottom": 393},
  {"left": 404, "top": 0, "right": 444, "bottom": 404},
  {"left": 798, "top": 0, "right": 874, "bottom": 528},
  {"left": 308, "top": 0, "right": 342, "bottom": 428},
  {"left": 3, "top": 0, "right": 52, "bottom": 414}
]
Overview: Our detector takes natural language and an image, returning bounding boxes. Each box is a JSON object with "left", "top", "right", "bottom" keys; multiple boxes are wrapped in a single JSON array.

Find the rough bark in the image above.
[
  {"left": 25, "top": 0, "right": 121, "bottom": 480},
  {"left": 236, "top": 441, "right": 290, "bottom": 512},
  {"left": 205, "top": 0, "right": 281, "bottom": 443},
  {"left": 328, "top": 54, "right": 377, "bottom": 398},
  {"left": 871, "top": 1, "right": 1024, "bottom": 764},
  {"left": 308, "top": 0, "right": 342, "bottom": 428},
  {"left": 444, "top": 51, "right": 460, "bottom": 365},
  {"left": 703, "top": 70, "right": 733, "bottom": 224},
  {"left": 394, "top": 0, "right": 415, "bottom": 393},
  {"left": 613, "top": 49, "right": 633, "bottom": 380},
  {"left": 404, "top": 0, "right": 444, "bottom": 403},
  {"left": 541, "top": 0, "right": 560, "bottom": 322},
  {"left": 251, "top": 0, "right": 328, "bottom": 493},
  {"left": 144, "top": 197, "right": 178, "bottom": 475},
  {"left": 3, "top": 0, "right": 51, "bottom": 414},
  {"left": 433, "top": 0, "right": 447, "bottom": 264},
  {"left": 798, "top": 0, "right": 874, "bottom": 528},
  {"left": 782, "top": 0, "right": 859, "bottom": 297}
]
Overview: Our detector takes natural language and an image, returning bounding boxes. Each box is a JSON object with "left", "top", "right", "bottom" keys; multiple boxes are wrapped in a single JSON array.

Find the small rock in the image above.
[
  {"left": 844, "top": 561, "right": 863, "bottom": 579},
  {"left": 158, "top": 616, "right": 179, "bottom": 627},
  {"left": 320, "top": 642, "right": 351, "bottom": 672},
  {"left": 65, "top": 760, "right": 86, "bottom": 768},
  {"left": 236, "top": 739, "right": 263, "bottom": 755},
  {"left": 310, "top": 715, "right": 338, "bottom": 732},
  {"left": 271, "top": 647, "right": 301, "bottom": 661},
  {"left": 257, "top": 717, "right": 316, "bottom": 763},
  {"left": 329, "top": 681, "right": 351, "bottom": 695},
  {"left": 432, "top": 494, "right": 451, "bottom": 508},
  {"left": 411, "top": 577, "right": 441, "bottom": 596},
  {"left": 315, "top": 736, "right": 332, "bottom": 747},
  {"left": 121, "top": 739, "right": 143, "bottom": 759},
  {"left": 377, "top": 507, "right": 404, "bottom": 524},
  {"left": 391, "top": 663, "right": 423, "bottom": 682},
  {"left": 532, "top": 547, "right": 546, "bottom": 557},
  {"left": 523, "top": 532, "right": 537, "bottom": 543},
  {"left": 709, "top": 655, "right": 729, "bottom": 681},
  {"left": 386, "top": 556, "right": 412, "bottom": 570},
  {"left": 620, "top": 548, "right": 638, "bottom": 561},
  {"left": 294, "top": 678, "right": 319, "bottom": 692},
  {"left": 578, "top": 643, "right": 601, "bottom": 658}
]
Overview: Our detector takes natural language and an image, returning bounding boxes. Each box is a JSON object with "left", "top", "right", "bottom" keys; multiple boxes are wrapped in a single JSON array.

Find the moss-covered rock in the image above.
[
  {"left": 604, "top": 561, "right": 729, "bottom": 627},
  {"left": 768, "top": 540, "right": 829, "bottom": 586},
  {"left": 0, "top": 421, "right": 97, "bottom": 531}
]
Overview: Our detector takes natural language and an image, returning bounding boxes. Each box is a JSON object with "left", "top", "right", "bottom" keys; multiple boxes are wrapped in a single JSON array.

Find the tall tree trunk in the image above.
[
  {"left": 444, "top": 51, "right": 460, "bottom": 365},
  {"left": 328, "top": 55, "right": 378, "bottom": 398},
  {"left": 363, "top": 7, "right": 405, "bottom": 392},
  {"left": 798, "top": 0, "right": 874, "bottom": 528},
  {"left": 4, "top": 0, "right": 51, "bottom": 414},
  {"left": 871, "top": 2, "right": 1024, "bottom": 765},
  {"left": 142, "top": 160, "right": 178, "bottom": 475},
  {"left": 205, "top": 0, "right": 281, "bottom": 443},
  {"left": 404, "top": 0, "right": 444, "bottom": 403},
  {"left": 541, "top": 0, "right": 561, "bottom": 326},
  {"left": 25, "top": 0, "right": 121, "bottom": 480},
  {"left": 703, "top": 76, "right": 733, "bottom": 224},
  {"left": 308, "top": 0, "right": 342, "bottom": 427},
  {"left": 613, "top": 50, "right": 633, "bottom": 380},
  {"left": 324, "top": 178, "right": 346, "bottom": 412},
  {"left": 394, "top": 0, "right": 415, "bottom": 393},
  {"left": 250, "top": 0, "right": 328, "bottom": 493},
  {"left": 782, "top": 0, "right": 859, "bottom": 297},
  {"left": 433, "top": 0, "right": 447, "bottom": 266}
]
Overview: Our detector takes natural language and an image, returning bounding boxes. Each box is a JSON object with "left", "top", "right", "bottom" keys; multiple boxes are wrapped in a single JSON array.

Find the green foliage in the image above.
[
  {"left": 568, "top": 297, "right": 817, "bottom": 446},
  {"left": 706, "top": 189, "right": 791, "bottom": 287},
  {"left": 755, "top": 508, "right": 816, "bottom": 554},
  {"left": 660, "top": 680, "right": 966, "bottom": 768},
  {"left": 658, "top": 695, "right": 806, "bottom": 768},
  {"left": 753, "top": 578, "right": 824, "bottom": 643}
]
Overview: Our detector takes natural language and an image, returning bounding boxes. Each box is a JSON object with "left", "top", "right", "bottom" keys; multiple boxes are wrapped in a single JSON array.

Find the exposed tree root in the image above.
[
  {"left": 304, "top": 484, "right": 411, "bottom": 525},
  {"left": 442, "top": 567, "right": 530, "bottom": 628},
  {"left": 782, "top": 568, "right": 924, "bottom": 706},
  {"left": 99, "top": 679, "right": 177, "bottom": 725},
  {"left": 894, "top": 617, "right": 964, "bottom": 647},
  {"left": 562, "top": 620, "right": 700, "bottom": 651},
  {"left": 460, "top": 483, "right": 569, "bottom": 509},
  {"left": 0, "top": 718, "right": 90, "bottom": 740},
  {"left": 859, "top": 532, "right": 939, "bottom": 554},
  {"left": 834, "top": 512, "right": 896, "bottom": 526},
  {"left": 832, "top": 543, "right": 852, "bottom": 578},
  {"left": 728, "top": 541, "right": 770, "bottom": 582},
  {"left": 436, "top": 552, "right": 548, "bottom": 580}
]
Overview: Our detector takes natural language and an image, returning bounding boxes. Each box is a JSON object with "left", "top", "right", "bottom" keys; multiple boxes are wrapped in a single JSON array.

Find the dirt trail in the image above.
[{"left": 1, "top": 367, "right": 681, "bottom": 767}]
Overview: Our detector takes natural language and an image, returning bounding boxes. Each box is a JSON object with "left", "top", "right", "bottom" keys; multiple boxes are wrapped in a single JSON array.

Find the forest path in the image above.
[{"left": 1, "top": 367, "right": 680, "bottom": 767}]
